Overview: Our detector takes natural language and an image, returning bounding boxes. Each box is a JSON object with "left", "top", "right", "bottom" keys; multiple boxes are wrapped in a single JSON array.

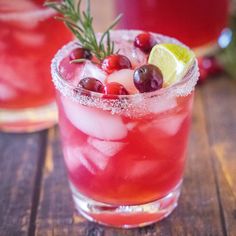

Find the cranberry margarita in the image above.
[{"left": 51, "top": 29, "right": 199, "bottom": 227}]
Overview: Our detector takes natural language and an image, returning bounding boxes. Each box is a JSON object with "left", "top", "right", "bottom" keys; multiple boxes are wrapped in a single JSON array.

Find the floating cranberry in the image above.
[
  {"left": 78, "top": 77, "right": 104, "bottom": 93},
  {"left": 104, "top": 82, "right": 129, "bottom": 96},
  {"left": 134, "top": 32, "right": 156, "bottom": 53},
  {"left": 133, "top": 64, "right": 163, "bottom": 93},
  {"left": 101, "top": 54, "right": 132, "bottom": 74},
  {"left": 69, "top": 47, "right": 92, "bottom": 61}
]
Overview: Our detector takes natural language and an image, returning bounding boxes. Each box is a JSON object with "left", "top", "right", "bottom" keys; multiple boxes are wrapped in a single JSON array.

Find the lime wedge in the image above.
[{"left": 148, "top": 43, "right": 195, "bottom": 87}]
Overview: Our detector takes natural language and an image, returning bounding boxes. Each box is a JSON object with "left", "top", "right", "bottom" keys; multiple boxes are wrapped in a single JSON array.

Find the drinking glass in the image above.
[
  {"left": 51, "top": 30, "right": 199, "bottom": 228},
  {"left": 0, "top": 0, "right": 72, "bottom": 132}
]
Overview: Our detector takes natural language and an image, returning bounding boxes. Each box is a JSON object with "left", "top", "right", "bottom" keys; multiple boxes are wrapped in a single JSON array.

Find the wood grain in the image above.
[
  {"left": 202, "top": 77, "right": 236, "bottom": 236},
  {"left": 35, "top": 128, "right": 77, "bottom": 236},
  {"left": 0, "top": 131, "right": 47, "bottom": 236}
]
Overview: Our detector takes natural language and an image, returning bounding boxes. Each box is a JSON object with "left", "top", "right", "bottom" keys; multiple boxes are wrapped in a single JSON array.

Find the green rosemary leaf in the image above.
[
  {"left": 99, "top": 14, "right": 122, "bottom": 50},
  {"left": 67, "top": 0, "right": 74, "bottom": 10},
  {"left": 86, "top": 0, "right": 91, "bottom": 17},
  {"left": 107, "top": 31, "right": 111, "bottom": 55},
  {"left": 45, "top": 0, "right": 121, "bottom": 61}
]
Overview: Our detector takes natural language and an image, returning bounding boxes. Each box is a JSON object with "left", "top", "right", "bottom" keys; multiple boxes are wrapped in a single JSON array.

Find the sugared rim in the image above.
[{"left": 51, "top": 30, "right": 199, "bottom": 115}]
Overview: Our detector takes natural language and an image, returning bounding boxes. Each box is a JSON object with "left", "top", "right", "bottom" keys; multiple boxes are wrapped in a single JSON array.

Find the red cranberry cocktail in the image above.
[{"left": 51, "top": 29, "right": 199, "bottom": 227}]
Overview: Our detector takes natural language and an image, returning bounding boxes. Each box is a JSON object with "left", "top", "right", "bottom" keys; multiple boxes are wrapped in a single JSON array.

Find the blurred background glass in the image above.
[
  {"left": 0, "top": 0, "right": 72, "bottom": 132},
  {"left": 115, "top": 0, "right": 229, "bottom": 54}
]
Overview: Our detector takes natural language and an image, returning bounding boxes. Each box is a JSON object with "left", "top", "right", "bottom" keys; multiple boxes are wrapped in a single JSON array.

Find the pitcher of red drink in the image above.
[{"left": 0, "top": 0, "right": 72, "bottom": 132}]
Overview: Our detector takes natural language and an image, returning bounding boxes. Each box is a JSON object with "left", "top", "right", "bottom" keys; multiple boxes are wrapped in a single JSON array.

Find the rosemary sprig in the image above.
[{"left": 45, "top": 0, "right": 122, "bottom": 61}]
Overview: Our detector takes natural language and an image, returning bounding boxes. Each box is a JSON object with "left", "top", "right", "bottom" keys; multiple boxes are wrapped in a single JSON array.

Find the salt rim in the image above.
[{"left": 51, "top": 30, "right": 199, "bottom": 116}]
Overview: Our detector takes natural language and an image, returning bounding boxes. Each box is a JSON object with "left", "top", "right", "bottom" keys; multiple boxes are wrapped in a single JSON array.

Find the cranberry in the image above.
[
  {"left": 78, "top": 77, "right": 104, "bottom": 93},
  {"left": 134, "top": 32, "right": 156, "bottom": 53},
  {"left": 104, "top": 82, "right": 129, "bottom": 97},
  {"left": 101, "top": 54, "right": 132, "bottom": 74},
  {"left": 199, "top": 56, "right": 222, "bottom": 74},
  {"left": 69, "top": 47, "right": 92, "bottom": 61},
  {"left": 198, "top": 56, "right": 223, "bottom": 84},
  {"left": 133, "top": 64, "right": 163, "bottom": 93}
]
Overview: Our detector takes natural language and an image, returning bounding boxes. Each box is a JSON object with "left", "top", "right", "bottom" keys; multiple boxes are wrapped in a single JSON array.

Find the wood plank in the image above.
[
  {"left": 201, "top": 77, "right": 236, "bottom": 236},
  {"left": 36, "top": 90, "right": 224, "bottom": 236},
  {"left": 35, "top": 128, "right": 83, "bottom": 236},
  {"left": 0, "top": 131, "right": 48, "bottom": 236}
]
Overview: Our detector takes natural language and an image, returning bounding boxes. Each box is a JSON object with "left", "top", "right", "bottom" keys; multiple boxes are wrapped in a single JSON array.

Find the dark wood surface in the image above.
[
  {"left": 1, "top": 1, "right": 236, "bottom": 235},
  {"left": 0, "top": 77, "right": 236, "bottom": 236}
]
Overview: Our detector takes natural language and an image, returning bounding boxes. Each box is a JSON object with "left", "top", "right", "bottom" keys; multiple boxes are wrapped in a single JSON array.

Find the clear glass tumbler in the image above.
[{"left": 51, "top": 30, "right": 199, "bottom": 228}]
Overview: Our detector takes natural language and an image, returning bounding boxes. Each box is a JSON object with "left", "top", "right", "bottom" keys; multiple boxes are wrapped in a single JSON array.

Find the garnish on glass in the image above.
[{"left": 45, "top": 0, "right": 122, "bottom": 62}]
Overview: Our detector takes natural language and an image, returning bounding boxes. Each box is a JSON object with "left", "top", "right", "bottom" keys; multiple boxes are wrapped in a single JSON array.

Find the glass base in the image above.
[
  {"left": 0, "top": 102, "right": 58, "bottom": 133},
  {"left": 70, "top": 181, "right": 182, "bottom": 228}
]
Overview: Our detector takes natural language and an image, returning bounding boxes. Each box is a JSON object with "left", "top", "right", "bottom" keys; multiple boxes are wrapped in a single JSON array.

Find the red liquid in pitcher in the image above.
[{"left": 0, "top": 0, "right": 72, "bottom": 109}]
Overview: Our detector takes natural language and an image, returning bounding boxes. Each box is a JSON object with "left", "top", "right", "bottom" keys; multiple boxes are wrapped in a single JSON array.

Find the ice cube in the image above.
[
  {"left": 114, "top": 40, "right": 147, "bottom": 67},
  {"left": 0, "top": 2, "right": 55, "bottom": 30},
  {"left": 0, "top": 57, "right": 41, "bottom": 93},
  {"left": 64, "top": 146, "right": 96, "bottom": 175},
  {"left": 147, "top": 95, "right": 177, "bottom": 114},
  {"left": 80, "top": 61, "right": 107, "bottom": 84},
  {"left": 129, "top": 47, "right": 148, "bottom": 67},
  {"left": 16, "top": 9, "right": 55, "bottom": 29},
  {"left": 0, "top": 0, "right": 38, "bottom": 13},
  {"left": 13, "top": 31, "right": 45, "bottom": 47},
  {"left": 140, "top": 113, "right": 187, "bottom": 136},
  {"left": 127, "top": 160, "right": 161, "bottom": 179},
  {"left": 107, "top": 69, "right": 138, "bottom": 94},
  {"left": 88, "top": 137, "right": 127, "bottom": 157},
  {"left": 126, "top": 122, "right": 137, "bottom": 131},
  {"left": 61, "top": 96, "right": 128, "bottom": 140},
  {"left": 81, "top": 145, "right": 110, "bottom": 171},
  {"left": 154, "top": 113, "right": 188, "bottom": 135},
  {"left": 0, "top": 83, "right": 17, "bottom": 100}
]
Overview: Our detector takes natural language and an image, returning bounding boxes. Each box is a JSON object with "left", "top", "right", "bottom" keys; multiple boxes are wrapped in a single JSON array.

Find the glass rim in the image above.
[{"left": 51, "top": 30, "right": 199, "bottom": 115}]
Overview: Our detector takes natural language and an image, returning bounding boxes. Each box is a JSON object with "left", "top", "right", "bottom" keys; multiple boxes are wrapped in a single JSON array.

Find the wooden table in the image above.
[
  {"left": 1, "top": 77, "right": 236, "bottom": 236},
  {"left": 1, "top": 1, "right": 236, "bottom": 235}
]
